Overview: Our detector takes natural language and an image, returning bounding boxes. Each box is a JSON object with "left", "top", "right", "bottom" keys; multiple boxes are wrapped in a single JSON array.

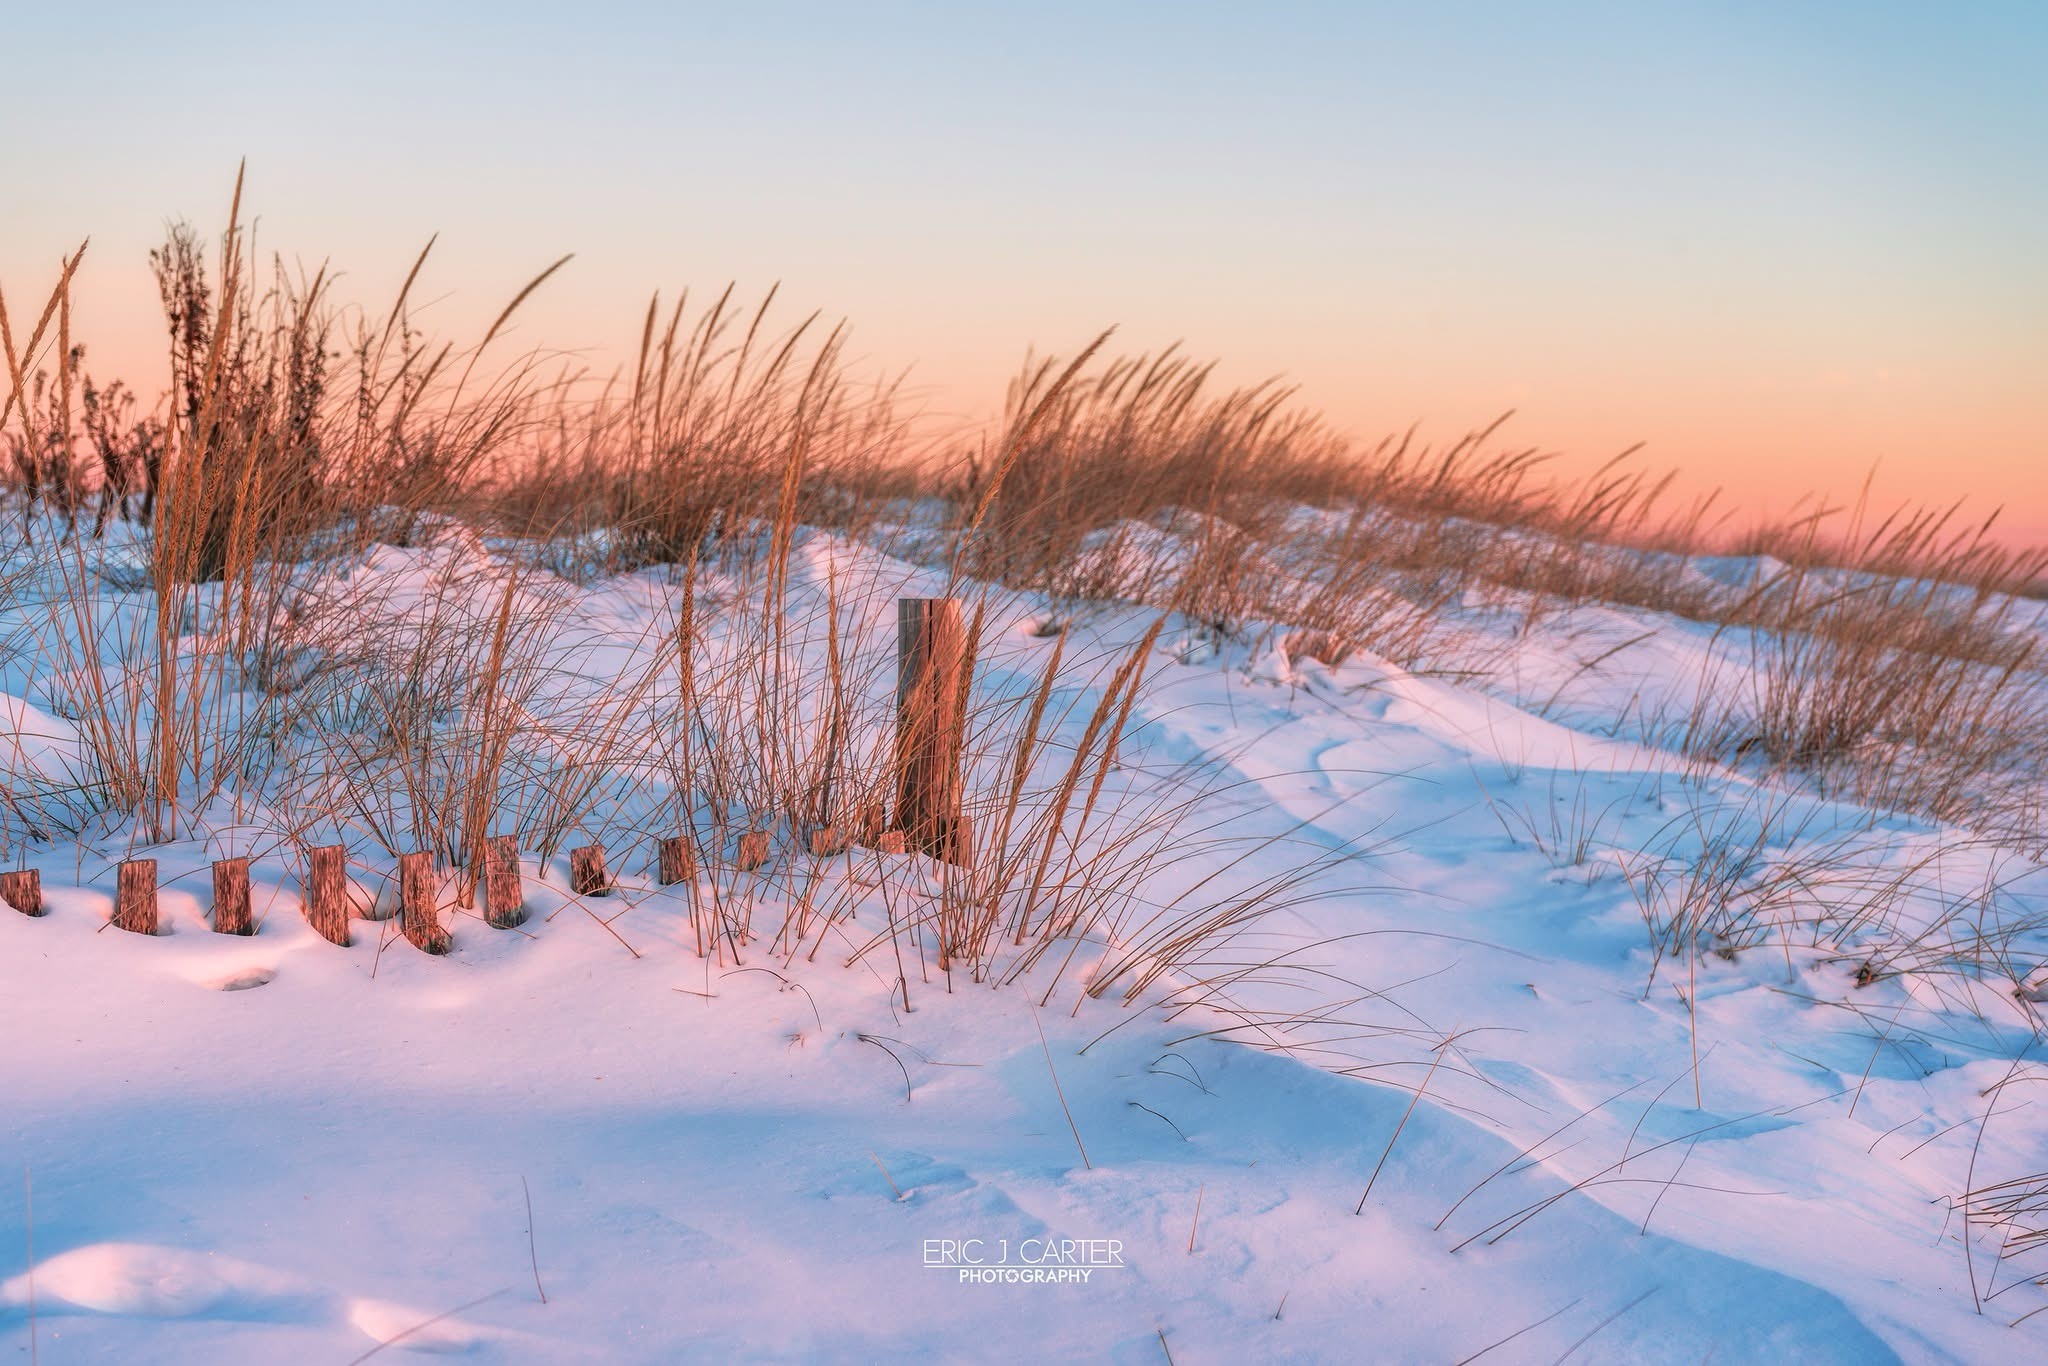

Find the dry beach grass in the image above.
[
  {"left": 5, "top": 177, "right": 2048, "bottom": 1342},
  {"left": 4, "top": 175, "right": 2045, "bottom": 978}
]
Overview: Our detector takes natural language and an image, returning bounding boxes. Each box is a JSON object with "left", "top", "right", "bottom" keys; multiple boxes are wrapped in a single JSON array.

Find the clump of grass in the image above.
[
  {"left": 1477, "top": 768, "right": 1639, "bottom": 880},
  {"left": 1682, "top": 495, "right": 2048, "bottom": 844},
  {"left": 1617, "top": 787, "right": 1826, "bottom": 976},
  {"left": 482, "top": 283, "right": 914, "bottom": 575},
  {"left": 1958, "top": 1156, "right": 2048, "bottom": 1322}
]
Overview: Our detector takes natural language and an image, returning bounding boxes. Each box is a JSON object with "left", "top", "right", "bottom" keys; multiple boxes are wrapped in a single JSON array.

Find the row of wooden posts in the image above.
[
  {"left": 0, "top": 597, "right": 973, "bottom": 956},
  {"left": 0, "top": 817, "right": 923, "bottom": 949}
]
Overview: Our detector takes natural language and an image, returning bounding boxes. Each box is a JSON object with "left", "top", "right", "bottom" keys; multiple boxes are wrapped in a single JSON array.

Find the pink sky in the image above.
[{"left": 5, "top": 4, "right": 2043, "bottom": 546}]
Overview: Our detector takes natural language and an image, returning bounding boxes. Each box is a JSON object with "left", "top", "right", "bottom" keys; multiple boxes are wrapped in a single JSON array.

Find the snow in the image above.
[
  {"left": 0, "top": 694, "right": 83, "bottom": 785},
  {"left": 1, "top": 519, "right": 2043, "bottom": 1362}
]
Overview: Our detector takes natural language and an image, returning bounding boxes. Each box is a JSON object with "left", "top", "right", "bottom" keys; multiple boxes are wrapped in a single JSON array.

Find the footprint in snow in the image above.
[{"left": 165, "top": 955, "right": 282, "bottom": 992}]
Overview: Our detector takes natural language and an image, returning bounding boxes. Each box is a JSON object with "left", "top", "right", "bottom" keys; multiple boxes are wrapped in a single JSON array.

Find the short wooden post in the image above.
[
  {"left": 876, "top": 830, "right": 907, "bottom": 855},
  {"left": 570, "top": 844, "right": 608, "bottom": 896},
  {"left": 657, "top": 835, "right": 695, "bottom": 885},
  {"left": 484, "top": 835, "right": 526, "bottom": 928},
  {"left": 212, "top": 857, "right": 252, "bottom": 935},
  {"left": 855, "top": 801, "right": 885, "bottom": 847},
  {"left": 305, "top": 845, "right": 351, "bottom": 946},
  {"left": 113, "top": 858, "right": 157, "bottom": 935},
  {"left": 399, "top": 851, "right": 450, "bottom": 954},
  {"left": 895, "top": 597, "right": 971, "bottom": 865},
  {"left": 0, "top": 868, "right": 43, "bottom": 917},
  {"left": 809, "top": 827, "right": 847, "bottom": 857},
  {"left": 735, "top": 830, "right": 770, "bottom": 871}
]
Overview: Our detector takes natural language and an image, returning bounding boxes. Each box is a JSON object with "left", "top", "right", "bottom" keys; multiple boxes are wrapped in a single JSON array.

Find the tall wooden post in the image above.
[
  {"left": 305, "top": 845, "right": 351, "bottom": 946},
  {"left": 895, "top": 597, "right": 971, "bottom": 865},
  {"left": 212, "top": 857, "right": 252, "bottom": 935},
  {"left": 399, "top": 851, "right": 451, "bottom": 954},
  {"left": 0, "top": 869, "right": 42, "bottom": 917},
  {"left": 484, "top": 835, "right": 526, "bottom": 928},
  {"left": 113, "top": 858, "right": 157, "bottom": 935}
]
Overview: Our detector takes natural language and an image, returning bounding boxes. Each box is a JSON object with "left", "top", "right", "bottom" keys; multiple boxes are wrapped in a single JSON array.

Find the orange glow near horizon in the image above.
[
  {"left": 31, "top": 260, "right": 2046, "bottom": 552},
  {"left": 4, "top": 5, "right": 2042, "bottom": 549}
]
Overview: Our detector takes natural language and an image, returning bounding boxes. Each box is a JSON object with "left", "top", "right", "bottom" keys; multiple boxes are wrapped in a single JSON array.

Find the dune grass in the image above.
[{"left": 3, "top": 177, "right": 2045, "bottom": 1009}]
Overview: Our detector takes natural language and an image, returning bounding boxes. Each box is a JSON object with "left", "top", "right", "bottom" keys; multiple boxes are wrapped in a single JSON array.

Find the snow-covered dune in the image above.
[{"left": 1, "top": 526, "right": 2042, "bottom": 1362}]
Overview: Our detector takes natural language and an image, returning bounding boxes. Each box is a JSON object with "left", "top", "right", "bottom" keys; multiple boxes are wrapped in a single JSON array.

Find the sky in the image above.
[{"left": 5, "top": 1, "right": 2044, "bottom": 543}]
